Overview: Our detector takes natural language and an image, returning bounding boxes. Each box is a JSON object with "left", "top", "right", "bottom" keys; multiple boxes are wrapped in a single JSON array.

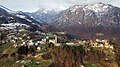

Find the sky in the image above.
[{"left": 0, "top": 0, "right": 120, "bottom": 12}]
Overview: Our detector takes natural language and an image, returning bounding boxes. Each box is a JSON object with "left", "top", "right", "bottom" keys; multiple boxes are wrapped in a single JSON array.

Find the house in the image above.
[
  {"left": 37, "top": 47, "right": 41, "bottom": 50},
  {"left": 13, "top": 44, "right": 18, "bottom": 48},
  {"left": 28, "top": 40, "right": 34, "bottom": 46},
  {"left": 98, "top": 44, "right": 104, "bottom": 48},
  {"left": 54, "top": 43, "right": 61, "bottom": 46},
  {"left": 66, "top": 42, "right": 75, "bottom": 46},
  {"left": 48, "top": 35, "right": 62, "bottom": 46}
]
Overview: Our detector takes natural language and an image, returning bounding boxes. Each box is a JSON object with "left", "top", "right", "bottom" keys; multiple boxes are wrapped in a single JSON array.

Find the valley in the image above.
[{"left": 0, "top": 2, "right": 120, "bottom": 67}]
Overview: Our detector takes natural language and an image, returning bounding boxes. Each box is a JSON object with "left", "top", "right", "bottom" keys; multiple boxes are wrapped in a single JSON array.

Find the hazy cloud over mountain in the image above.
[{"left": 0, "top": 0, "right": 119, "bottom": 12}]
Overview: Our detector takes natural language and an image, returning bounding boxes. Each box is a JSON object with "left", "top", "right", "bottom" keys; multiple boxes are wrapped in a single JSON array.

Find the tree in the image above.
[
  {"left": 17, "top": 46, "right": 29, "bottom": 55},
  {"left": 80, "top": 45, "right": 85, "bottom": 64},
  {"left": 29, "top": 45, "right": 36, "bottom": 56}
]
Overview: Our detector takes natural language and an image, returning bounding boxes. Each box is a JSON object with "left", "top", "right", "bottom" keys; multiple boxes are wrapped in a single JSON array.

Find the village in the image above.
[
  {"left": 1, "top": 28, "right": 114, "bottom": 51},
  {"left": 0, "top": 27, "right": 117, "bottom": 67}
]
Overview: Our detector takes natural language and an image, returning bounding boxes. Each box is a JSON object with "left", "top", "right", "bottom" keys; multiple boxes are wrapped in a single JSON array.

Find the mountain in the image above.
[
  {"left": 0, "top": 5, "right": 43, "bottom": 31},
  {"left": 0, "top": 5, "right": 15, "bottom": 13},
  {"left": 26, "top": 8, "right": 63, "bottom": 23},
  {"left": 49, "top": 2, "right": 120, "bottom": 41}
]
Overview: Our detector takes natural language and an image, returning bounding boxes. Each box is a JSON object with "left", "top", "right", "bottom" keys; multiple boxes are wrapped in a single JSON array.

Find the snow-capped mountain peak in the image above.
[
  {"left": 26, "top": 7, "right": 66, "bottom": 23},
  {"left": 69, "top": 5, "right": 81, "bottom": 12},
  {"left": 36, "top": 7, "right": 65, "bottom": 14},
  {"left": 49, "top": 2, "right": 120, "bottom": 29},
  {"left": 68, "top": 2, "right": 114, "bottom": 13},
  {"left": 49, "top": 2, "right": 120, "bottom": 39},
  {"left": 84, "top": 2, "right": 114, "bottom": 12}
]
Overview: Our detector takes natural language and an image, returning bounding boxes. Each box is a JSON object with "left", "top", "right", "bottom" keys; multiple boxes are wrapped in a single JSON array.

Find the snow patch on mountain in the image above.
[
  {"left": 16, "top": 14, "right": 32, "bottom": 22},
  {"left": 1, "top": 23, "right": 30, "bottom": 27},
  {"left": 16, "top": 15, "right": 26, "bottom": 18},
  {"left": 70, "top": 5, "right": 80, "bottom": 12},
  {"left": 84, "top": 3, "right": 113, "bottom": 13},
  {"left": 1, "top": 23, "right": 30, "bottom": 29}
]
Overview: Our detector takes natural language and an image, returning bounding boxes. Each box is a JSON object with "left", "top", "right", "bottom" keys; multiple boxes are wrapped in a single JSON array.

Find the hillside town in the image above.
[{"left": 0, "top": 28, "right": 119, "bottom": 67}]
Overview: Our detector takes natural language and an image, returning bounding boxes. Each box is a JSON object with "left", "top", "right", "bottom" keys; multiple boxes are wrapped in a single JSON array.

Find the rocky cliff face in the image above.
[{"left": 50, "top": 3, "right": 120, "bottom": 28}]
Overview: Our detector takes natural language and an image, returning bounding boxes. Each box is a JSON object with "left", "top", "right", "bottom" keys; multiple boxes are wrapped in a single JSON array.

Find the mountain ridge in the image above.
[
  {"left": 48, "top": 3, "right": 120, "bottom": 42},
  {"left": 0, "top": 5, "right": 43, "bottom": 31},
  {"left": 26, "top": 7, "right": 65, "bottom": 23}
]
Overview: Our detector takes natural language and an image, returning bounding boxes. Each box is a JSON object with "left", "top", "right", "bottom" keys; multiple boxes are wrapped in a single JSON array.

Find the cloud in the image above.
[
  {"left": 64, "top": 0, "right": 113, "bottom": 5},
  {"left": 0, "top": 0, "right": 119, "bottom": 12}
]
